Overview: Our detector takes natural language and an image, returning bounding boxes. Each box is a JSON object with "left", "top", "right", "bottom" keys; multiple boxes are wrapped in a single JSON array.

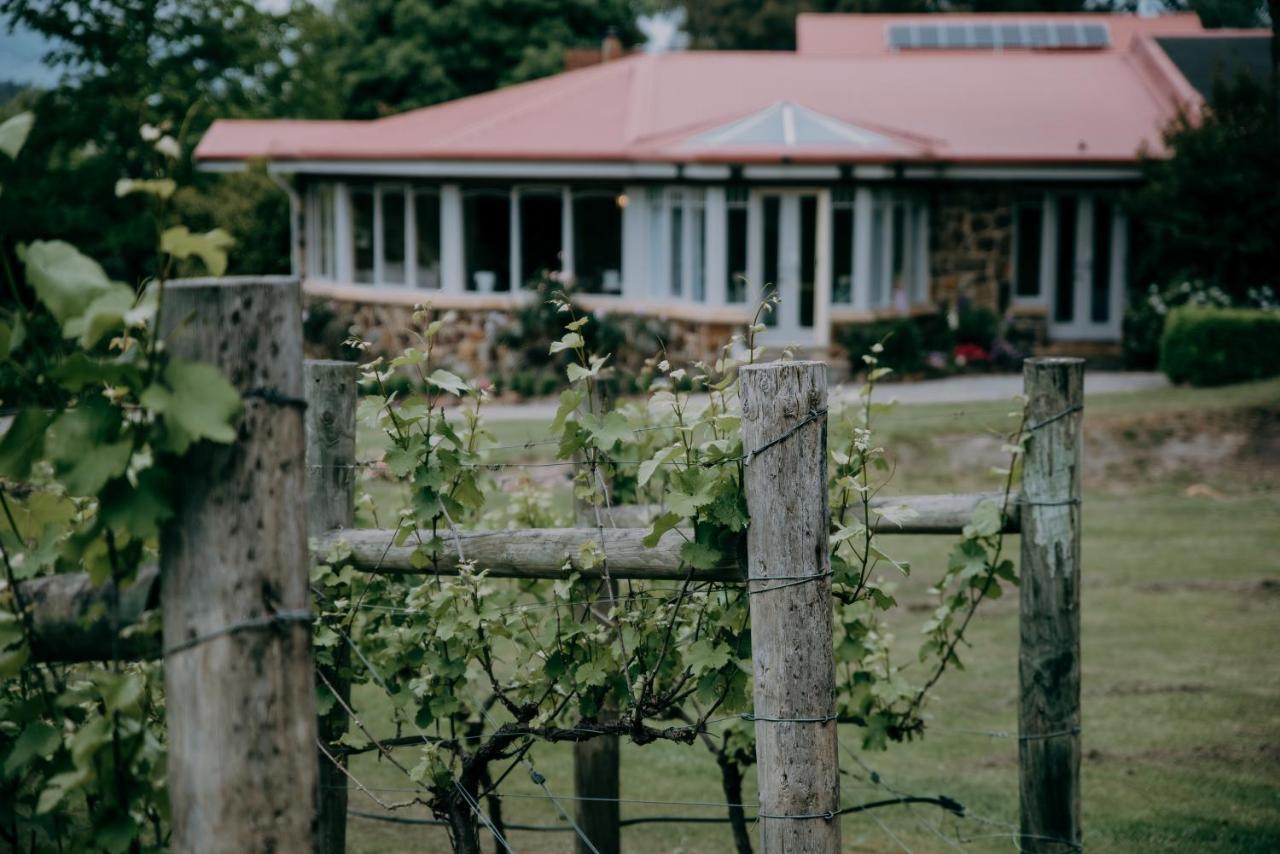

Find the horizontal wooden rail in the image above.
[
  {"left": 318, "top": 492, "right": 1018, "bottom": 579},
  {"left": 16, "top": 491, "right": 1017, "bottom": 662},
  {"left": 22, "top": 566, "right": 160, "bottom": 662},
  {"left": 316, "top": 527, "right": 733, "bottom": 581},
  {"left": 605, "top": 492, "right": 1018, "bottom": 534}
]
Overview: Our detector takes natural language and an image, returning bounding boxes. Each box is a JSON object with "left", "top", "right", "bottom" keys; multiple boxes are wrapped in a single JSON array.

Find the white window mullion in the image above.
[
  {"left": 852, "top": 187, "right": 873, "bottom": 312},
  {"left": 372, "top": 185, "right": 385, "bottom": 286},
  {"left": 1039, "top": 193, "right": 1056, "bottom": 309},
  {"left": 704, "top": 187, "right": 727, "bottom": 307},
  {"left": 621, "top": 185, "right": 645, "bottom": 300},
  {"left": 404, "top": 185, "right": 417, "bottom": 289},
  {"left": 335, "top": 182, "right": 353, "bottom": 283},
  {"left": 878, "top": 194, "right": 894, "bottom": 309},
  {"left": 440, "top": 184, "right": 463, "bottom": 293},
  {"left": 914, "top": 202, "right": 930, "bottom": 304}
]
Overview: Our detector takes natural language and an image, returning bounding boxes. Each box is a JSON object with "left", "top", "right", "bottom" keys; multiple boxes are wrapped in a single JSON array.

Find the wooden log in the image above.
[
  {"left": 740, "top": 361, "right": 840, "bottom": 854},
  {"left": 21, "top": 566, "right": 160, "bottom": 662},
  {"left": 613, "top": 492, "right": 1021, "bottom": 535},
  {"left": 158, "top": 276, "right": 317, "bottom": 853},
  {"left": 1018, "top": 357, "right": 1084, "bottom": 853},
  {"left": 318, "top": 526, "right": 742, "bottom": 581},
  {"left": 305, "top": 360, "right": 358, "bottom": 854}
]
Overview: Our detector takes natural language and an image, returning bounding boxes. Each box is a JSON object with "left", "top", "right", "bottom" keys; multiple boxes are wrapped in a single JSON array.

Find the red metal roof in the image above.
[{"left": 195, "top": 13, "right": 1237, "bottom": 168}]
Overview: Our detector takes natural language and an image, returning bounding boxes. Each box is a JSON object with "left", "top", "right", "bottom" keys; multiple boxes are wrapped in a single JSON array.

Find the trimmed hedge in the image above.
[{"left": 1159, "top": 306, "right": 1280, "bottom": 386}]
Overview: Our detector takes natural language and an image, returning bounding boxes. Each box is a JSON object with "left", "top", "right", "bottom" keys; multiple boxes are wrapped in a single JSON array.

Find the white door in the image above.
[
  {"left": 1048, "top": 194, "right": 1126, "bottom": 341},
  {"left": 753, "top": 190, "right": 827, "bottom": 347}
]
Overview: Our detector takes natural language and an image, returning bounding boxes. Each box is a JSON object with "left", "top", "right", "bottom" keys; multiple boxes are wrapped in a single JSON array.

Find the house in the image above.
[{"left": 195, "top": 12, "right": 1271, "bottom": 370}]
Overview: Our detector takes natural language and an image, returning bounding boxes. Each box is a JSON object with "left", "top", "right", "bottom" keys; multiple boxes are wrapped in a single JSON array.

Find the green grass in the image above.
[{"left": 342, "top": 377, "right": 1280, "bottom": 852}]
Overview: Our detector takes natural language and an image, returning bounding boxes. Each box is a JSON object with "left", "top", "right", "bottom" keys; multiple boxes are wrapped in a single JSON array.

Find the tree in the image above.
[
  {"left": 330, "top": 0, "right": 644, "bottom": 119},
  {"left": 1128, "top": 72, "right": 1280, "bottom": 304},
  {"left": 0, "top": 0, "right": 332, "bottom": 283}
]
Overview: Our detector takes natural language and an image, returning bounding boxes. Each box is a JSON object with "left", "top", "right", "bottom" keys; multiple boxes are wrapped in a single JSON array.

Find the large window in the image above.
[
  {"left": 464, "top": 189, "right": 511, "bottom": 292},
  {"left": 762, "top": 195, "right": 780, "bottom": 326},
  {"left": 379, "top": 185, "right": 407, "bottom": 285},
  {"left": 831, "top": 189, "right": 855, "bottom": 304},
  {"left": 1014, "top": 201, "right": 1044, "bottom": 300},
  {"left": 1054, "top": 195, "right": 1078, "bottom": 323},
  {"left": 573, "top": 189, "right": 623, "bottom": 294},
  {"left": 415, "top": 189, "right": 441, "bottom": 290},
  {"left": 866, "top": 191, "right": 928, "bottom": 310},
  {"left": 351, "top": 187, "right": 375, "bottom": 285},
  {"left": 308, "top": 184, "right": 336, "bottom": 280},
  {"left": 518, "top": 188, "right": 562, "bottom": 288},
  {"left": 1090, "top": 199, "right": 1113, "bottom": 323}
]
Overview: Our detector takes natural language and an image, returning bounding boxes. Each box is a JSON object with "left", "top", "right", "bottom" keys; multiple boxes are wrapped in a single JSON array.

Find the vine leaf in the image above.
[
  {"left": 0, "top": 409, "right": 54, "bottom": 479},
  {"left": 426, "top": 368, "right": 469, "bottom": 396},
  {"left": 17, "top": 240, "right": 115, "bottom": 325},
  {"left": 141, "top": 358, "right": 242, "bottom": 453},
  {"left": 679, "top": 540, "right": 721, "bottom": 570},
  {"left": 160, "top": 226, "right": 235, "bottom": 277},
  {"left": 582, "top": 412, "right": 630, "bottom": 450},
  {"left": 0, "top": 111, "right": 33, "bottom": 158},
  {"left": 962, "top": 499, "right": 1003, "bottom": 539},
  {"left": 3, "top": 722, "right": 59, "bottom": 776},
  {"left": 643, "top": 511, "right": 681, "bottom": 548}
]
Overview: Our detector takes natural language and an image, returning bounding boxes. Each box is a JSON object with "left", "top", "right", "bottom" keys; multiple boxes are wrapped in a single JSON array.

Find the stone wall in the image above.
[
  {"left": 928, "top": 187, "right": 1015, "bottom": 315},
  {"left": 304, "top": 296, "right": 745, "bottom": 384}
]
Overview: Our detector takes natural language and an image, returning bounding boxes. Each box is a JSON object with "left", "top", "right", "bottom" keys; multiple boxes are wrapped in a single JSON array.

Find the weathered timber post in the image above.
[
  {"left": 158, "top": 277, "right": 317, "bottom": 853},
  {"left": 573, "top": 383, "right": 621, "bottom": 854},
  {"left": 305, "top": 360, "right": 358, "bottom": 854},
  {"left": 1019, "top": 357, "right": 1084, "bottom": 853},
  {"left": 739, "top": 361, "right": 840, "bottom": 854}
]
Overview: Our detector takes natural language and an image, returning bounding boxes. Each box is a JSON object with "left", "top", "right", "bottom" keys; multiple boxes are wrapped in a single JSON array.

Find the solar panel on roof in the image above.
[
  {"left": 884, "top": 19, "right": 1110, "bottom": 51},
  {"left": 998, "top": 24, "right": 1025, "bottom": 48},
  {"left": 1081, "top": 24, "right": 1109, "bottom": 47}
]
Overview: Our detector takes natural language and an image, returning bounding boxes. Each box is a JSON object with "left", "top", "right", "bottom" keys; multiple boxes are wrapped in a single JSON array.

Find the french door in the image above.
[
  {"left": 753, "top": 189, "right": 828, "bottom": 347},
  {"left": 1047, "top": 193, "right": 1126, "bottom": 341}
]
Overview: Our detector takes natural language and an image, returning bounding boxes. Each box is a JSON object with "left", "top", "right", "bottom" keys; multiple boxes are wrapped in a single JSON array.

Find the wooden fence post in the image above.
[
  {"left": 740, "top": 361, "right": 840, "bottom": 854},
  {"left": 573, "top": 384, "right": 621, "bottom": 854},
  {"left": 157, "top": 276, "right": 317, "bottom": 853},
  {"left": 1019, "top": 357, "right": 1084, "bottom": 853},
  {"left": 305, "top": 360, "right": 358, "bottom": 854}
]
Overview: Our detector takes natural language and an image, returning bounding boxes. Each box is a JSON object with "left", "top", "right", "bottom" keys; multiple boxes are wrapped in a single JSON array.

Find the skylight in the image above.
[
  {"left": 685, "top": 102, "right": 897, "bottom": 150},
  {"left": 886, "top": 20, "right": 1110, "bottom": 51}
]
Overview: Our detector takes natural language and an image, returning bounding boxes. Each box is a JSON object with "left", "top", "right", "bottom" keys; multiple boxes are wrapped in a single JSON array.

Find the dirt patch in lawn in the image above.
[{"left": 903, "top": 404, "right": 1280, "bottom": 493}]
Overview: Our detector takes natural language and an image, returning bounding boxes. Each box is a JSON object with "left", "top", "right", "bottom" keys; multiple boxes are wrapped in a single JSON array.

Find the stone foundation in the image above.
[{"left": 304, "top": 296, "right": 749, "bottom": 383}]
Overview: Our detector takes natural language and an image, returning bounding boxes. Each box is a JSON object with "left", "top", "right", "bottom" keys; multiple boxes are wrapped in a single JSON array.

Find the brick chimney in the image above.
[{"left": 602, "top": 27, "right": 623, "bottom": 62}]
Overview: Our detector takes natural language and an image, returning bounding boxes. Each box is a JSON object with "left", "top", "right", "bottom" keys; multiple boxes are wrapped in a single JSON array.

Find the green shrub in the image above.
[
  {"left": 954, "top": 304, "right": 998, "bottom": 348},
  {"left": 1159, "top": 306, "right": 1280, "bottom": 386},
  {"left": 839, "top": 318, "right": 924, "bottom": 373}
]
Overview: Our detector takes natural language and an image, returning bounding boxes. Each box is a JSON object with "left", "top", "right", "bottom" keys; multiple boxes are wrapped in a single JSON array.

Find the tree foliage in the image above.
[
  {"left": 329, "top": 0, "right": 644, "bottom": 119},
  {"left": 1128, "top": 71, "right": 1280, "bottom": 304}
]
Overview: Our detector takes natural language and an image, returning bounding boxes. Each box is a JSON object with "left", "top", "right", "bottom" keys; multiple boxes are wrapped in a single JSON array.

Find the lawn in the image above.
[{"left": 341, "top": 377, "right": 1280, "bottom": 853}]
